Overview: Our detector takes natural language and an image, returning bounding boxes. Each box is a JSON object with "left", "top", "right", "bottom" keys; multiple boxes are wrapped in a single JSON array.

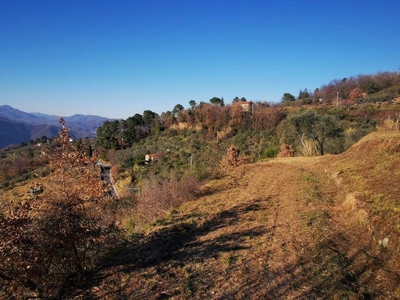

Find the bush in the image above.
[
  {"left": 262, "top": 146, "right": 279, "bottom": 159},
  {"left": 136, "top": 174, "right": 199, "bottom": 225},
  {"left": 376, "top": 115, "right": 400, "bottom": 131},
  {"left": 0, "top": 119, "right": 117, "bottom": 298},
  {"left": 362, "top": 88, "right": 397, "bottom": 103},
  {"left": 277, "top": 143, "right": 295, "bottom": 158}
]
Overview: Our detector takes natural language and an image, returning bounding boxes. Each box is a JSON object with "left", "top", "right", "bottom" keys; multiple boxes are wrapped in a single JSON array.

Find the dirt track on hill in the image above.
[{"left": 71, "top": 131, "right": 400, "bottom": 299}]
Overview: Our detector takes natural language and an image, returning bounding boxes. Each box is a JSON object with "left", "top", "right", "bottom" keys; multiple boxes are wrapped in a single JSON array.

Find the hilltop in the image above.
[{"left": 69, "top": 131, "right": 400, "bottom": 299}]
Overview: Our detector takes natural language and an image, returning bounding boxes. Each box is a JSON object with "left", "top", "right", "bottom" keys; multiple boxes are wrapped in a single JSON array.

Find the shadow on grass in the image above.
[
  {"left": 219, "top": 234, "right": 398, "bottom": 300},
  {"left": 70, "top": 201, "right": 269, "bottom": 298},
  {"left": 111, "top": 201, "right": 266, "bottom": 269},
  {"left": 69, "top": 197, "right": 399, "bottom": 300}
]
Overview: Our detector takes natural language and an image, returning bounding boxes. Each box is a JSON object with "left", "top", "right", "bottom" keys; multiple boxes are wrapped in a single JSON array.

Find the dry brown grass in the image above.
[{"left": 377, "top": 114, "right": 400, "bottom": 131}]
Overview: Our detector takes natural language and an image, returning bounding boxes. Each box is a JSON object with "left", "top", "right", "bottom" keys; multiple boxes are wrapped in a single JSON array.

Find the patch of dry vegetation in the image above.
[
  {"left": 135, "top": 175, "right": 200, "bottom": 227},
  {"left": 0, "top": 119, "right": 118, "bottom": 299}
]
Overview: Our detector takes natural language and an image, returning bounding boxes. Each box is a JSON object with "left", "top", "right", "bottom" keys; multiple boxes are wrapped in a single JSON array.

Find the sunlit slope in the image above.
[{"left": 73, "top": 131, "right": 400, "bottom": 299}]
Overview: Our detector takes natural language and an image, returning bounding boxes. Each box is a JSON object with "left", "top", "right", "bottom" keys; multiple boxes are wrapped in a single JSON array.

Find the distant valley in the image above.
[{"left": 0, "top": 105, "right": 112, "bottom": 148}]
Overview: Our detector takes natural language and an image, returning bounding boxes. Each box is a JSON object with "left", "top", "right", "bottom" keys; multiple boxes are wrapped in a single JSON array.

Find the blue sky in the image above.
[{"left": 1, "top": 0, "right": 399, "bottom": 119}]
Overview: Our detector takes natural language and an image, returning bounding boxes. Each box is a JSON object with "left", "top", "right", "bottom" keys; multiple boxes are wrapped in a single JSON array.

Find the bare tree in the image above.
[{"left": 0, "top": 118, "right": 115, "bottom": 298}]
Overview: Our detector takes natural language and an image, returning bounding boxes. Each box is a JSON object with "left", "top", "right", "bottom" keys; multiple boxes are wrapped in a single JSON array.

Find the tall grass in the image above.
[{"left": 376, "top": 114, "right": 400, "bottom": 131}]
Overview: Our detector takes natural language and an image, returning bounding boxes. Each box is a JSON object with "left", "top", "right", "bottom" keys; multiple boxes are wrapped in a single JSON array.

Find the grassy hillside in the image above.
[
  {"left": 68, "top": 131, "right": 400, "bottom": 299},
  {"left": 1, "top": 70, "right": 400, "bottom": 298}
]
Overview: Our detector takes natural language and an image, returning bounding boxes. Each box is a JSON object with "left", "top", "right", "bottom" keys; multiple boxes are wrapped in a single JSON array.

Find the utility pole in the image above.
[{"left": 336, "top": 91, "right": 339, "bottom": 106}]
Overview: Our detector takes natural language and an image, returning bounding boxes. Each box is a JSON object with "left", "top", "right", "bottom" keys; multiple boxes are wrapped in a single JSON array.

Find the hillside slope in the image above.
[
  {"left": 0, "top": 116, "right": 59, "bottom": 148},
  {"left": 71, "top": 131, "right": 400, "bottom": 299},
  {"left": 0, "top": 105, "right": 112, "bottom": 148}
]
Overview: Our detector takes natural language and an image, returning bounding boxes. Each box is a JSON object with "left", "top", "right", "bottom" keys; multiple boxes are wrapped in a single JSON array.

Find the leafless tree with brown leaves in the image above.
[{"left": 0, "top": 118, "right": 116, "bottom": 299}]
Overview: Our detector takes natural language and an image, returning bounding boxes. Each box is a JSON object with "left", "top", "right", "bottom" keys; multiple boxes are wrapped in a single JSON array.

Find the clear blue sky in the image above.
[{"left": 1, "top": 0, "right": 399, "bottom": 119}]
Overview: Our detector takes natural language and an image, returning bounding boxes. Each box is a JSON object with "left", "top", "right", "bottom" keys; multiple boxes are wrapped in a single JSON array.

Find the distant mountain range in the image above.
[{"left": 0, "top": 105, "right": 113, "bottom": 149}]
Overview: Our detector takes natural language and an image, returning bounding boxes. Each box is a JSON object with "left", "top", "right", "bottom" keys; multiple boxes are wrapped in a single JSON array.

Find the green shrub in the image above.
[{"left": 262, "top": 146, "right": 279, "bottom": 159}]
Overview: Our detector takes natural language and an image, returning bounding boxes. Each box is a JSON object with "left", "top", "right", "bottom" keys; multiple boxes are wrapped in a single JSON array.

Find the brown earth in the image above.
[{"left": 70, "top": 131, "right": 400, "bottom": 299}]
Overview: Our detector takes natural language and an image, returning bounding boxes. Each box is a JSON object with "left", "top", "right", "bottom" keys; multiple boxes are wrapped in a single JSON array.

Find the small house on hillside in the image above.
[
  {"left": 233, "top": 101, "right": 253, "bottom": 113},
  {"left": 145, "top": 153, "right": 158, "bottom": 164}
]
